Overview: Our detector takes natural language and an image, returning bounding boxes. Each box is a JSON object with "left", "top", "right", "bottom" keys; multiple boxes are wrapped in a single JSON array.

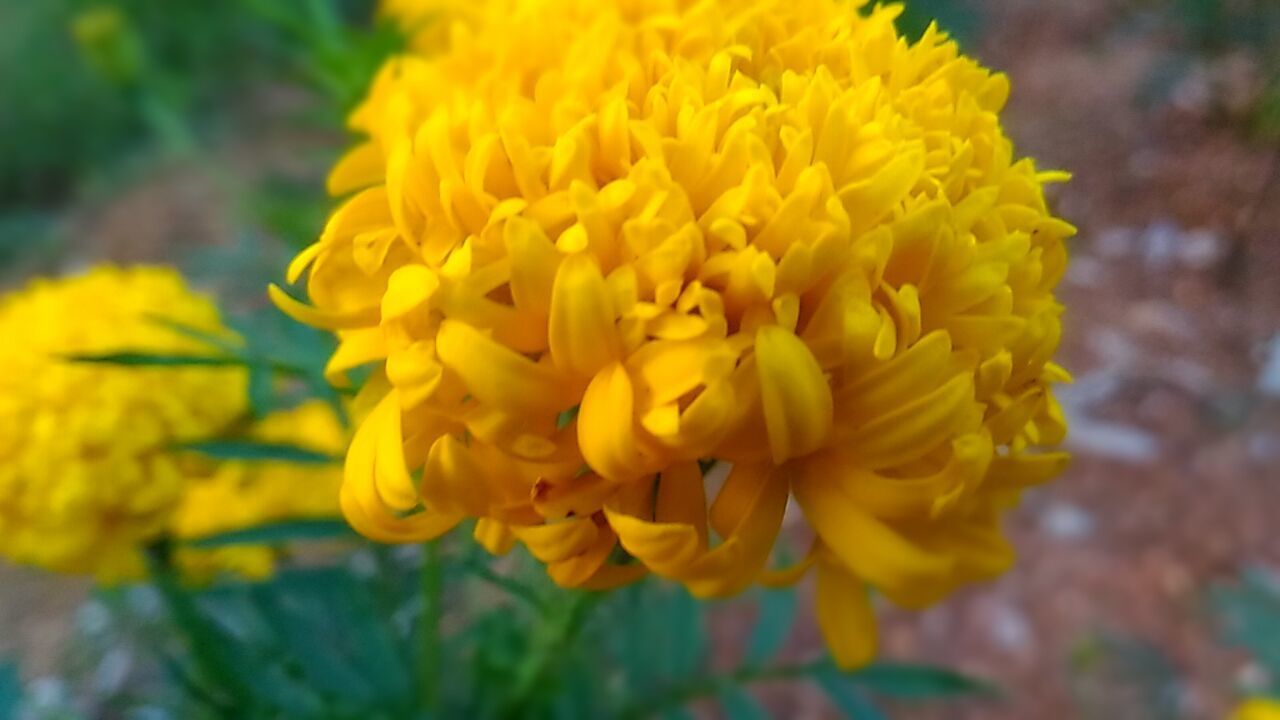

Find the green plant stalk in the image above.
[
  {"left": 501, "top": 589, "right": 600, "bottom": 718},
  {"left": 417, "top": 540, "right": 444, "bottom": 713},
  {"left": 143, "top": 540, "right": 251, "bottom": 714}
]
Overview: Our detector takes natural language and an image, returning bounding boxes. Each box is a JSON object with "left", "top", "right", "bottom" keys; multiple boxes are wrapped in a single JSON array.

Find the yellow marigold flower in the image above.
[
  {"left": 172, "top": 400, "right": 347, "bottom": 581},
  {"left": 278, "top": 0, "right": 1073, "bottom": 667},
  {"left": 0, "top": 266, "right": 247, "bottom": 581},
  {"left": 1234, "top": 699, "right": 1280, "bottom": 720}
]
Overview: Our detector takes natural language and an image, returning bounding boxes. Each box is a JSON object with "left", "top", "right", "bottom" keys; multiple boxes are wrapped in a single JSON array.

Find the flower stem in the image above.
[
  {"left": 501, "top": 589, "right": 600, "bottom": 718},
  {"left": 142, "top": 540, "right": 249, "bottom": 713},
  {"left": 416, "top": 539, "right": 443, "bottom": 712}
]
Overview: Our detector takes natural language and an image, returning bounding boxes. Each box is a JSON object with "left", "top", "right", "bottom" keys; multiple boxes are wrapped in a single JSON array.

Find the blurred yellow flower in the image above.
[
  {"left": 279, "top": 0, "right": 1073, "bottom": 667},
  {"left": 173, "top": 401, "right": 348, "bottom": 581},
  {"left": 0, "top": 266, "right": 246, "bottom": 581},
  {"left": 1234, "top": 698, "right": 1280, "bottom": 720}
]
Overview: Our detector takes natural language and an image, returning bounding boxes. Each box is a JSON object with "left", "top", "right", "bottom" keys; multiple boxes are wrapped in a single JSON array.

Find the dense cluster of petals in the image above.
[
  {"left": 279, "top": 0, "right": 1073, "bottom": 666},
  {"left": 0, "top": 266, "right": 246, "bottom": 580}
]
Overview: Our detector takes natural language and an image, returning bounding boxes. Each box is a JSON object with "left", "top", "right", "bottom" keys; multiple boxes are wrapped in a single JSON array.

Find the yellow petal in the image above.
[
  {"left": 474, "top": 518, "right": 515, "bottom": 555},
  {"left": 984, "top": 451, "right": 1070, "bottom": 490},
  {"left": 325, "top": 328, "right": 387, "bottom": 385},
  {"left": 513, "top": 518, "right": 600, "bottom": 564},
  {"left": 838, "top": 373, "right": 979, "bottom": 470},
  {"left": 605, "top": 509, "right": 703, "bottom": 576},
  {"left": 371, "top": 391, "right": 421, "bottom": 511},
  {"left": 532, "top": 473, "right": 617, "bottom": 520},
  {"left": 505, "top": 217, "right": 560, "bottom": 316},
  {"left": 578, "top": 363, "right": 660, "bottom": 482},
  {"left": 435, "top": 319, "right": 577, "bottom": 417},
  {"left": 327, "top": 142, "right": 385, "bottom": 196},
  {"left": 816, "top": 557, "right": 877, "bottom": 669},
  {"left": 269, "top": 284, "right": 379, "bottom": 331},
  {"left": 422, "top": 434, "right": 491, "bottom": 516},
  {"left": 794, "top": 471, "right": 953, "bottom": 599},
  {"left": 549, "top": 253, "right": 621, "bottom": 377},
  {"left": 381, "top": 264, "right": 439, "bottom": 321},
  {"left": 755, "top": 325, "right": 833, "bottom": 463},
  {"left": 340, "top": 484, "right": 460, "bottom": 544}
]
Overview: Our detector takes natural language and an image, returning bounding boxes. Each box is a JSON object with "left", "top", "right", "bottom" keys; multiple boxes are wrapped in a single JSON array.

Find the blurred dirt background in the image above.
[{"left": 2, "top": 0, "right": 1278, "bottom": 718}]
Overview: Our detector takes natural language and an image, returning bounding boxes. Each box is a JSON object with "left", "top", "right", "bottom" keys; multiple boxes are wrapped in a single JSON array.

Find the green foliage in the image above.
[
  {"left": 48, "top": 536, "right": 996, "bottom": 719},
  {"left": 1068, "top": 632, "right": 1185, "bottom": 720},
  {"left": 0, "top": 660, "right": 19, "bottom": 720},
  {"left": 896, "top": 0, "right": 984, "bottom": 49},
  {"left": 176, "top": 439, "right": 339, "bottom": 465},
  {"left": 64, "top": 351, "right": 248, "bottom": 368},
  {"left": 182, "top": 519, "right": 357, "bottom": 550},
  {"left": 1212, "top": 568, "right": 1280, "bottom": 695}
]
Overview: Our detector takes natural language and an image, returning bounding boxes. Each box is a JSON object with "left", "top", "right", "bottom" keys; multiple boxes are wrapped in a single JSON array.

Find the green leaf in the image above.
[
  {"left": 146, "top": 314, "right": 243, "bottom": 353},
  {"left": 744, "top": 588, "right": 796, "bottom": 667},
  {"left": 182, "top": 518, "right": 356, "bottom": 549},
  {"left": 666, "top": 586, "right": 706, "bottom": 679},
  {"left": 64, "top": 351, "right": 245, "bottom": 367},
  {"left": 247, "top": 363, "right": 277, "bottom": 418},
  {"left": 177, "top": 439, "right": 338, "bottom": 465},
  {"left": 850, "top": 662, "right": 997, "bottom": 700},
  {"left": 717, "top": 686, "right": 769, "bottom": 720},
  {"left": 1212, "top": 569, "right": 1280, "bottom": 673},
  {"left": 815, "top": 669, "right": 888, "bottom": 720},
  {"left": 0, "top": 660, "right": 19, "bottom": 720}
]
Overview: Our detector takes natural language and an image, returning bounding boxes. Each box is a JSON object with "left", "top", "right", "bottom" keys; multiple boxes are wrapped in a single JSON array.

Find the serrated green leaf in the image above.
[
  {"left": 850, "top": 662, "right": 997, "bottom": 700},
  {"left": 177, "top": 439, "right": 338, "bottom": 465},
  {"left": 182, "top": 518, "right": 356, "bottom": 549},
  {"left": 815, "top": 669, "right": 888, "bottom": 720},
  {"left": 64, "top": 351, "right": 246, "bottom": 367},
  {"left": 744, "top": 588, "right": 796, "bottom": 667},
  {"left": 0, "top": 660, "right": 19, "bottom": 720},
  {"left": 717, "top": 686, "right": 769, "bottom": 720}
]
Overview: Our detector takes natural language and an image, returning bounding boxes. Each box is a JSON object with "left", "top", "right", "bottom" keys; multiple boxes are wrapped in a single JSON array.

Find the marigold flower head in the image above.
[
  {"left": 0, "top": 266, "right": 247, "bottom": 581},
  {"left": 172, "top": 400, "right": 347, "bottom": 581},
  {"left": 278, "top": 0, "right": 1073, "bottom": 667}
]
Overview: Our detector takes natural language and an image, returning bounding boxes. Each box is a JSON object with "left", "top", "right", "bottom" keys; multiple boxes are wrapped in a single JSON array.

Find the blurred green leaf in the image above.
[
  {"left": 850, "top": 662, "right": 997, "bottom": 700},
  {"left": 897, "top": 0, "right": 984, "bottom": 48},
  {"left": 1067, "top": 632, "right": 1183, "bottom": 720},
  {"left": 815, "top": 668, "right": 889, "bottom": 720},
  {"left": 0, "top": 660, "right": 19, "bottom": 720},
  {"left": 1212, "top": 569, "right": 1280, "bottom": 675},
  {"left": 744, "top": 588, "right": 796, "bottom": 668},
  {"left": 177, "top": 439, "right": 339, "bottom": 465},
  {"left": 64, "top": 351, "right": 245, "bottom": 367},
  {"left": 183, "top": 519, "right": 356, "bottom": 549},
  {"left": 718, "top": 686, "right": 769, "bottom": 720}
]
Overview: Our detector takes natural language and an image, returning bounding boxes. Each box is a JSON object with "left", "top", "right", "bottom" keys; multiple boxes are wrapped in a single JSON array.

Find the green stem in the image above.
[
  {"left": 464, "top": 559, "right": 547, "bottom": 612},
  {"left": 417, "top": 540, "right": 443, "bottom": 712},
  {"left": 501, "top": 590, "right": 600, "bottom": 718},
  {"left": 143, "top": 540, "right": 250, "bottom": 714},
  {"left": 620, "top": 661, "right": 826, "bottom": 720}
]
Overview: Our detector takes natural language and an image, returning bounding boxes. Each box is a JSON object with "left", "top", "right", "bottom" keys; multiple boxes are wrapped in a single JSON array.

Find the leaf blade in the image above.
[{"left": 182, "top": 518, "right": 357, "bottom": 549}]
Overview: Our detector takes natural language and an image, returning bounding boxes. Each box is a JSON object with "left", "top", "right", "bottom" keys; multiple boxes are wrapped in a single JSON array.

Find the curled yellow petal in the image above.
[
  {"left": 755, "top": 325, "right": 833, "bottom": 463},
  {"left": 435, "top": 319, "right": 577, "bottom": 417},
  {"left": 269, "top": 284, "right": 379, "bottom": 331},
  {"left": 549, "top": 253, "right": 621, "bottom": 377},
  {"left": 816, "top": 556, "right": 877, "bottom": 669}
]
